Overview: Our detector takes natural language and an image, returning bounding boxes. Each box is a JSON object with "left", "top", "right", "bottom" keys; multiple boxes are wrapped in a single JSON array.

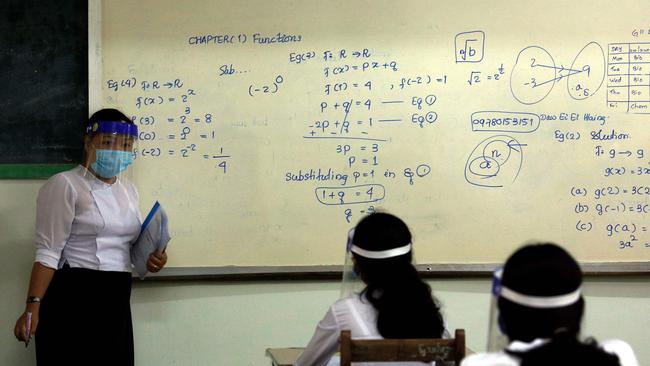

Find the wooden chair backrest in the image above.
[{"left": 340, "top": 329, "right": 465, "bottom": 365}]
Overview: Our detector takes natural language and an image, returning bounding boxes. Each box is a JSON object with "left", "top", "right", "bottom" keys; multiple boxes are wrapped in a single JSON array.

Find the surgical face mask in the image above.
[{"left": 91, "top": 149, "right": 134, "bottom": 178}]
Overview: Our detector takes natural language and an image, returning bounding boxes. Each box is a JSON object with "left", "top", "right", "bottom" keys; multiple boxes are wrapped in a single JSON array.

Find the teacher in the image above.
[{"left": 13, "top": 108, "right": 167, "bottom": 365}]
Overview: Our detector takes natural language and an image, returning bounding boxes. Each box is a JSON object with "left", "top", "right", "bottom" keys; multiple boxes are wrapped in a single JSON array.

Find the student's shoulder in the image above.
[
  {"left": 332, "top": 293, "right": 370, "bottom": 308},
  {"left": 329, "top": 293, "right": 374, "bottom": 318},
  {"left": 461, "top": 351, "right": 519, "bottom": 366},
  {"left": 599, "top": 339, "right": 639, "bottom": 366}
]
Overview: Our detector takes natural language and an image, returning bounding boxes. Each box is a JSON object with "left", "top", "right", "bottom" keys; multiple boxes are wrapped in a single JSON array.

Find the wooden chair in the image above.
[{"left": 340, "top": 329, "right": 465, "bottom": 365}]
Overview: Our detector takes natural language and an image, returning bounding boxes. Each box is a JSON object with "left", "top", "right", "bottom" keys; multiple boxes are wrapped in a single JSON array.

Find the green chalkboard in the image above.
[{"left": 0, "top": 0, "right": 87, "bottom": 178}]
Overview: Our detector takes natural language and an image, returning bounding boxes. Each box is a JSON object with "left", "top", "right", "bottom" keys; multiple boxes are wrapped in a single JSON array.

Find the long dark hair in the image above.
[
  {"left": 352, "top": 213, "right": 444, "bottom": 339},
  {"left": 500, "top": 243, "right": 620, "bottom": 366}
]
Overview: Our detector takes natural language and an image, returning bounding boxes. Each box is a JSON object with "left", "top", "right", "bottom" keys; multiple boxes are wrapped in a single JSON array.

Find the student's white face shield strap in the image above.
[
  {"left": 499, "top": 286, "right": 582, "bottom": 308},
  {"left": 349, "top": 242, "right": 412, "bottom": 259}
]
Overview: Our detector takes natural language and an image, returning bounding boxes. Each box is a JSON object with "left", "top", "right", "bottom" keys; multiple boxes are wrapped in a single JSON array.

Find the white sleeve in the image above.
[
  {"left": 600, "top": 339, "right": 639, "bottom": 366},
  {"left": 295, "top": 306, "right": 341, "bottom": 366},
  {"left": 34, "top": 174, "right": 77, "bottom": 269}
]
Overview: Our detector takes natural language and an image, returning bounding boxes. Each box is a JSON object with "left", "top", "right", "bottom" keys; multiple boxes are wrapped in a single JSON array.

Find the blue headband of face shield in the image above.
[{"left": 86, "top": 120, "right": 138, "bottom": 138}]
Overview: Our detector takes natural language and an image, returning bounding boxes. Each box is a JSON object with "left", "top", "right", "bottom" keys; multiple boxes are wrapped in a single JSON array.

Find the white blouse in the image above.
[
  {"left": 295, "top": 293, "right": 448, "bottom": 366},
  {"left": 461, "top": 338, "right": 639, "bottom": 366},
  {"left": 34, "top": 165, "right": 141, "bottom": 272}
]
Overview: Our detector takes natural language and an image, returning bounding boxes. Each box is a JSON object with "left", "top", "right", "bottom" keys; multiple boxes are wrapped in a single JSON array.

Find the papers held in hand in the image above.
[{"left": 131, "top": 201, "right": 171, "bottom": 279}]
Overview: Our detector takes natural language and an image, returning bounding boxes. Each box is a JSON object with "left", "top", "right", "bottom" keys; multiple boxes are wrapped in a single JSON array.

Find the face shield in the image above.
[
  {"left": 77, "top": 120, "right": 141, "bottom": 249},
  {"left": 486, "top": 268, "right": 508, "bottom": 351},
  {"left": 82, "top": 120, "right": 138, "bottom": 185},
  {"left": 341, "top": 228, "right": 363, "bottom": 298},
  {"left": 486, "top": 266, "right": 583, "bottom": 351}
]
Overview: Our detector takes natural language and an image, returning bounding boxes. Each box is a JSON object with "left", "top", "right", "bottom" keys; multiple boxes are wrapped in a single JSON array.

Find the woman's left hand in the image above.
[{"left": 147, "top": 250, "right": 167, "bottom": 273}]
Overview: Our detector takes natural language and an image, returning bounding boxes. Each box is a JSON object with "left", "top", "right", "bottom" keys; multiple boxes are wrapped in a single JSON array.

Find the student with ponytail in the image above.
[
  {"left": 295, "top": 212, "right": 447, "bottom": 366},
  {"left": 462, "top": 243, "right": 638, "bottom": 366}
]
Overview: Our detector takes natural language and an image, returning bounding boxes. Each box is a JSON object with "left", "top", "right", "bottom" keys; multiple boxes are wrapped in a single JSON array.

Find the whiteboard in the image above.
[{"left": 100, "top": 0, "right": 650, "bottom": 272}]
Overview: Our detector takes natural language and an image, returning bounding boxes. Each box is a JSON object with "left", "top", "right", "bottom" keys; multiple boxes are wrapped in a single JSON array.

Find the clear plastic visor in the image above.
[
  {"left": 82, "top": 121, "right": 138, "bottom": 185},
  {"left": 341, "top": 228, "right": 364, "bottom": 298},
  {"left": 486, "top": 268, "right": 509, "bottom": 351},
  {"left": 75, "top": 123, "right": 140, "bottom": 230}
]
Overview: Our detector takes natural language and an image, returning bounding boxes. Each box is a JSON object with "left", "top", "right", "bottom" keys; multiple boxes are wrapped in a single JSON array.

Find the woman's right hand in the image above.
[
  {"left": 14, "top": 306, "right": 39, "bottom": 342},
  {"left": 16, "top": 263, "right": 54, "bottom": 343}
]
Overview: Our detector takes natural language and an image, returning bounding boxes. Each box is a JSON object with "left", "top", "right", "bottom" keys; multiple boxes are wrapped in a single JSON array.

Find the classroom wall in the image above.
[{"left": 1, "top": 180, "right": 648, "bottom": 366}]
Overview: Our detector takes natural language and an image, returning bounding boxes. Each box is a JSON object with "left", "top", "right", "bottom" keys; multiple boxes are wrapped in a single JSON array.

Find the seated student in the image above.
[
  {"left": 462, "top": 243, "right": 639, "bottom": 366},
  {"left": 295, "top": 212, "right": 447, "bottom": 366}
]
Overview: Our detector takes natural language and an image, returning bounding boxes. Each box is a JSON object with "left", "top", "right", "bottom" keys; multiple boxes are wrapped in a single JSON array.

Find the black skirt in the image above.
[{"left": 35, "top": 265, "right": 134, "bottom": 366}]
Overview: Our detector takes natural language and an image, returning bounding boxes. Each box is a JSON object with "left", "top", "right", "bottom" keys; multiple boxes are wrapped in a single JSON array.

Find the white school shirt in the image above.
[
  {"left": 34, "top": 165, "right": 141, "bottom": 272},
  {"left": 295, "top": 293, "right": 450, "bottom": 366},
  {"left": 461, "top": 338, "right": 639, "bottom": 366}
]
